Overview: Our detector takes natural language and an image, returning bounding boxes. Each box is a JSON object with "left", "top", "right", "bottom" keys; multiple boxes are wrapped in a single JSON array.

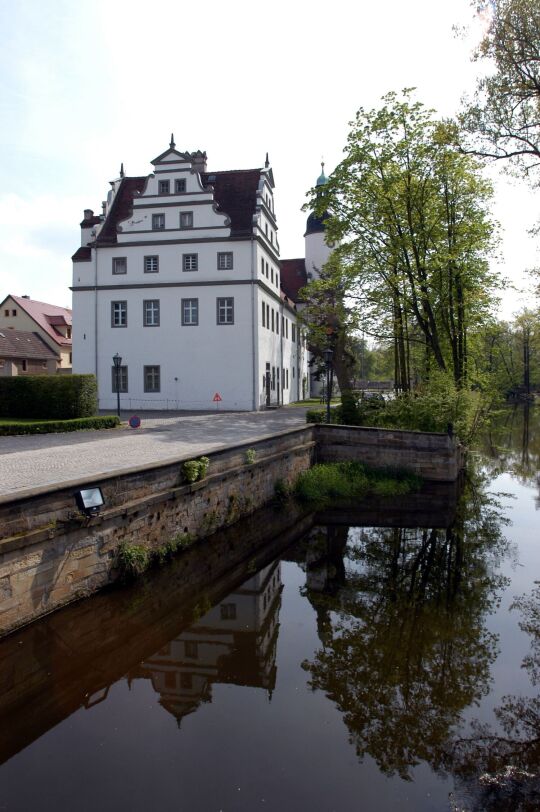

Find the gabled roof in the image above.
[
  {"left": 96, "top": 176, "right": 147, "bottom": 244},
  {"left": 0, "top": 329, "right": 59, "bottom": 361},
  {"left": 2, "top": 295, "right": 72, "bottom": 347},
  {"left": 280, "top": 258, "right": 307, "bottom": 303},
  {"left": 201, "top": 169, "right": 262, "bottom": 236}
]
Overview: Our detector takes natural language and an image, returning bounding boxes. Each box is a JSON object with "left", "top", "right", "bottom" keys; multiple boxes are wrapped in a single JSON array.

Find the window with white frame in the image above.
[
  {"left": 175, "top": 178, "right": 186, "bottom": 193},
  {"left": 158, "top": 179, "right": 170, "bottom": 195},
  {"left": 181, "top": 298, "right": 199, "bottom": 326},
  {"left": 111, "top": 301, "right": 127, "bottom": 327},
  {"left": 112, "top": 257, "right": 127, "bottom": 275},
  {"left": 152, "top": 213, "right": 165, "bottom": 230},
  {"left": 144, "top": 365, "right": 160, "bottom": 392},
  {"left": 143, "top": 299, "right": 160, "bottom": 327},
  {"left": 183, "top": 253, "right": 198, "bottom": 272},
  {"left": 180, "top": 211, "right": 193, "bottom": 229},
  {"left": 111, "top": 365, "right": 128, "bottom": 392},
  {"left": 217, "top": 252, "right": 233, "bottom": 270},
  {"left": 144, "top": 255, "right": 159, "bottom": 273},
  {"left": 217, "top": 297, "right": 234, "bottom": 325}
]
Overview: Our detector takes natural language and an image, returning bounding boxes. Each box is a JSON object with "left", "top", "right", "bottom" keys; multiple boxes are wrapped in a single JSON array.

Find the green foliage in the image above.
[
  {"left": 182, "top": 456, "right": 210, "bottom": 483},
  {"left": 274, "top": 478, "right": 291, "bottom": 502},
  {"left": 460, "top": 0, "right": 540, "bottom": 180},
  {"left": 294, "top": 461, "right": 420, "bottom": 507},
  {"left": 117, "top": 542, "right": 151, "bottom": 580},
  {"left": 245, "top": 448, "right": 257, "bottom": 464},
  {"left": 0, "top": 415, "right": 119, "bottom": 436},
  {"left": 0, "top": 374, "right": 98, "bottom": 419}
]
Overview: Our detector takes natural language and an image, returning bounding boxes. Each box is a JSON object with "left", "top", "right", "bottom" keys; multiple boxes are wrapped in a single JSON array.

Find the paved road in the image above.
[{"left": 0, "top": 409, "right": 309, "bottom": 501}]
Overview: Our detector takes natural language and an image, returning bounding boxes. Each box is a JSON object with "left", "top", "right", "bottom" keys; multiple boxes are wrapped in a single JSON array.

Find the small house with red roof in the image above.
[
  {"left": 0, "top": 295, "right": 72, "bottom": 371},
  {"left": 71, "top": 138, "right": 310, "bottom": 411}
]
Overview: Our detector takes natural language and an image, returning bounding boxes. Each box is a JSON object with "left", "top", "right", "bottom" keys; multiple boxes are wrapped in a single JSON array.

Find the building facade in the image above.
[
  {"left": 72, "top": 140, "right": 308, "bottom": 411},
  {"left": 0, "top": 295, "right": 72, "bottom": 370}
]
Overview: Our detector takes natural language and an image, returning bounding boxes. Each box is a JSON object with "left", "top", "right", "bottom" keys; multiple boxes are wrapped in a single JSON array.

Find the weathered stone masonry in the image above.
[{"left": 0, "top": 424, "right": 462, "bottom": 637}]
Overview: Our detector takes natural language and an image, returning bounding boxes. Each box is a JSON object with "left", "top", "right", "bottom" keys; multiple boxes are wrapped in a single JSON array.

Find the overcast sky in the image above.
[{"left": 0, "top": 0, "right": 538, "bottom": 318}]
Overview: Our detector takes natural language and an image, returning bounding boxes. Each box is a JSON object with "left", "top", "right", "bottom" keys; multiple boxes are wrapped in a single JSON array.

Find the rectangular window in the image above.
[
  {"left": 261, "top": 257, "right": 264, "bottom": 276},
  {"left": 180, "top": 211, "right": 193, "bottom": 229},
  {"left": 144, "top": 255, "right": 159, "bottom": 273},
  {"left": 12, "top": 309, "right": 16, "bottom": 316},
  {"left": 181, "top": 298, "right": 199, "bottom": 326},
  {"left": 183, "top": 253, "right": 198, "bottom": 272},
  {"left": 158, "top": 179, "right": 170, "bottom": 194},
  {"left": 271, "top": 310, "right": 274, "bottom": 332},
  {"left": 152, "top": 213, "right": 165, "bottom": 230},
  {"left": 112, "top": 257, "right": 127, "bottom": 275},
  {"left": 184, "top": 641, "right": 198, "bottom": 659},
  {"left": 22, "top": 359, "right": 27, "bottom": 372},
  {"left": 265, "top": 261, "right": 269, "bottom": 278},
  {"left": 266, "top": 303, "right": 269, "bottom": 327},
  {"left": 217, "top": 297, "right": 234, "bottom": 325},
  {"left": 276, "top": 313, "right": 279, "bottom": 335},
  {"left": 282, "top": 315, "right": 285, "bottom": 334},
  {"left": 111, "top": 301, "right": 127, "bottom": 327},
  {"left": 220, "top": 603, "right": 237, "bottom": 620},
  {"left": 286, "top": 369, "right": 289, "bottom": 389},
  {"left": 292, "top": 323, "right": 296, "bottom": 343},
  {"left": 262, "top": 302, "right": 265, "bottom": 327},
  {"left": 4, "top": 309, "right": 8, "bottom": 317},
  {"left": 143, "top": 299, "right": 160, "bottom": 327},
  {"left": 271, "top": 267, "right": 274, "bottom": 284},
  {"left": 111, "top": 365, "right": 128, "bottom": 392},
  {"left": 217, "top": 252, "right": 233, "bottom": 270},
  {"left": 272, "top": 366, "right": 275, "bottom": 390},
  {"left": 144, "top": 365, "right": 160, "bottom": 392},
  {"left": 175, "top": 178, "right": 186, "bottom": 193}
]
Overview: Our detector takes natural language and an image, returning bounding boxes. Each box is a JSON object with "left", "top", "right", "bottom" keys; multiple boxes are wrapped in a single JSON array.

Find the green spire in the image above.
[{"left": 316, "top": 160, "right": 327, "bottom": 187}]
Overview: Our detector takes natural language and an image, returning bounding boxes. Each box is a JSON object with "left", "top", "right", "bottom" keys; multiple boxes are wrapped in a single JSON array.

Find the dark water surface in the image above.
[{"left": 0, "top": 406, "right": 539, "bottom": 811}]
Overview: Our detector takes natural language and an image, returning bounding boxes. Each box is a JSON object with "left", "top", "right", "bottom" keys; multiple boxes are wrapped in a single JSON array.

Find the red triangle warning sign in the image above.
[{"left": 213, "top": 392, "right": 222, "bottom": 402}]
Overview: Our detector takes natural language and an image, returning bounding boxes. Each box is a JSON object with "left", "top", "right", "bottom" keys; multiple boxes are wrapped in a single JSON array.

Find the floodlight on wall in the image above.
[{"left": 75, "top": 487, "right": 105, "bottom": 516}]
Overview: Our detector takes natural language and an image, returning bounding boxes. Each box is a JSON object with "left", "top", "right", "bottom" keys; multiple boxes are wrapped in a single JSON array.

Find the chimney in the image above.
[
  {"left": 83, "top": 209, "right": 94, "bottom": 221},
  {"left": 190, "top": 150, "right": 207, "bottom": 173},
  {"left": 22, "top": 295, "right": 30, "bottom": 299}
]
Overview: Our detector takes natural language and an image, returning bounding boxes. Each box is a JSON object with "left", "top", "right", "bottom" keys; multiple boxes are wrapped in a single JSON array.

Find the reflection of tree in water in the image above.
[
  {"left": 447, "top": 581, "right": 540, "bottom": 811},
  {"left": 301, "top": 471, "right": 509, "bottom": 781},
  {"left": 479, "top": 405, "right": 540, "bottom": 500}
]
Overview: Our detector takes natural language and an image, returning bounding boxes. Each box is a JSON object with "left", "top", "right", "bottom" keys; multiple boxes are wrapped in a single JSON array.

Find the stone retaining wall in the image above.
[{"left": 0, "top": 422, "right": 464, "bottom": 638}]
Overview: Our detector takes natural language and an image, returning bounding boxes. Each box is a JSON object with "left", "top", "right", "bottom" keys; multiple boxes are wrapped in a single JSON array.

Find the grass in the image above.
[{"left": 294, "top": 461, "right": 421, "bottom": 507}]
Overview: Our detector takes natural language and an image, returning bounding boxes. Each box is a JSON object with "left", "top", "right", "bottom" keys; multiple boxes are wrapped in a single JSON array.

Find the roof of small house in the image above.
[
  {"left": 1, "top": 295, "right": 72, "bottom": 348},
  {"left": 280, "top": 258, "right": 307, "bottom": 303},
  {"left": 0, "top": 329, "right": 59, "bottom": 360}
]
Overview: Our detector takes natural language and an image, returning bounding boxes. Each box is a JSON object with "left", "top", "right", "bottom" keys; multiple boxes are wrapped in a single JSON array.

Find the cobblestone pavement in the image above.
[{"left": 0, "top": 408, "right": 309, "bottom": 500}]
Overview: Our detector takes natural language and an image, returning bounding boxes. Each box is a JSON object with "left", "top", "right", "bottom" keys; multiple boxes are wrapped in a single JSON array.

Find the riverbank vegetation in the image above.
[{"left": 294, "top": 461, "right": 421, "bottom": 507}]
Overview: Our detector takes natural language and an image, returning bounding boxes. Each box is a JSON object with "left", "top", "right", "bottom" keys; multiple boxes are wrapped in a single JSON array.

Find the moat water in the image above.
[{"left": 0, "top": 406, "right": 538, "bottom": 811}]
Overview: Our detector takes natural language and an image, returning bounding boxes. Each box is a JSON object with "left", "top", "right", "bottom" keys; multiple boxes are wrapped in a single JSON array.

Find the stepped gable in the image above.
[
  {"left": 96, "top": 176, "right": 147, "bottom": 244},
  {"left": 0, "top": 329, "right": 59, "bottom": 360},
  {"left": 280, "top": 258, "right": 307, "bottom": 303},
  {"left": 9, "top": 296, "right": 72, "bottom": 347},
  {"left": 201, "top": 169, "right": 262, "bottom": 236}
]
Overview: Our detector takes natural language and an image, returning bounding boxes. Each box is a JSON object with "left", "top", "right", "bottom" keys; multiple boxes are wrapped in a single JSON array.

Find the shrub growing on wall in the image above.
[{"left": 0, "top": 375, "right": 98, "bottom": 419}]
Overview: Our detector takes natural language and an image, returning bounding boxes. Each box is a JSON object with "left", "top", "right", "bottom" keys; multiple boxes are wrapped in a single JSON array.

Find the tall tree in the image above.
[
  {"left": 460, "top": 0, "right": 540, "bottom": 180},
  {"left": 307, "top": 92, "right": 498, "bottom": 389}
]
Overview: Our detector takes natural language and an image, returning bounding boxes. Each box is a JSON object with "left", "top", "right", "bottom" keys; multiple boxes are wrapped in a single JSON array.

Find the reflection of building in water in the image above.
[{"left": 128, "top": 562, "right": 282, "bottom": 726}]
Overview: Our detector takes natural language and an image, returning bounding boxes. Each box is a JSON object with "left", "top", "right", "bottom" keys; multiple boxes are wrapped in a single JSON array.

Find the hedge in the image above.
[
  {"left": 0, "top": 375, "right": 98, "bottom": 419},
  {"left": 0, "top": 415, "right": 120, "bottom": 436}
]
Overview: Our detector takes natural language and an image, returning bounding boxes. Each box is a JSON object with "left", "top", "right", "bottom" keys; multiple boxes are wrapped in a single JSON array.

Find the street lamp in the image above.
[
  {"left": 323, "top": 348, "right": 333, "bottom": 423},
  {"left": 113, "top": 353, "right": 122, "bottom": 417}
]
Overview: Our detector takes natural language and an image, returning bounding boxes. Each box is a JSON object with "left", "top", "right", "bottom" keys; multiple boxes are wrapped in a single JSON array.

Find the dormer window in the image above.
[
  {"left": 175, "top": 178, "right": 186, "bottom": 193},
  {"left": 180, "top": 211, "right": 193, "bottom": 229},
  {"left": 158, "top": 180, "right": 170, "bottom": 195}
]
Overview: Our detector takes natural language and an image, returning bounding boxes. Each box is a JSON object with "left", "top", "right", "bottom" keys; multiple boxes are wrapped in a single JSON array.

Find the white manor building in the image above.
[{"left": 71, "top": 138, "right": 318, "bottom": 411}]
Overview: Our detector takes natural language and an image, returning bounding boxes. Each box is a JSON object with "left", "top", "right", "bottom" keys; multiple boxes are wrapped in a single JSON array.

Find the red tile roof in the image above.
[
  {"left": 280, "top": 258, "right": 307, "bottom": 303},
  {"left": 5, "top": 295, "right": 72, "bottom": 348},
  {"left": 0, "top": 329, "right": 59, "bottom": 361},
  {"left": 201, "top": 169, "right": 262, "bottom": 236},
  {"left": 96, "top": 176, "right": 147, "bottom": 244}
]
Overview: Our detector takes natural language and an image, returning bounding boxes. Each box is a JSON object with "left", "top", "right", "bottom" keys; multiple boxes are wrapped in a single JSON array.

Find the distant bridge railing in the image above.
[{"left": 352, "top": 380, "right": 394, "bottom": 391}]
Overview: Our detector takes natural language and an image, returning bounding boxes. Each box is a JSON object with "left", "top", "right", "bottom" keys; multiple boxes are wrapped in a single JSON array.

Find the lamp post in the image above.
[
  {"left": 323, "top": 348, "right": 333, "bottom": 423},
  {"left": 113, "top": 353, "right": 122, "bottom": 417}
]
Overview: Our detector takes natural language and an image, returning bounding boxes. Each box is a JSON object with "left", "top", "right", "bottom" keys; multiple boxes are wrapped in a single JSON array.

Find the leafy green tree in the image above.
[
  {"left": 460, "top": 0, "right": 540, "bottom": 181},
  {"left": 308, "top": 91, "right": 498, "bottom": 390}
]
